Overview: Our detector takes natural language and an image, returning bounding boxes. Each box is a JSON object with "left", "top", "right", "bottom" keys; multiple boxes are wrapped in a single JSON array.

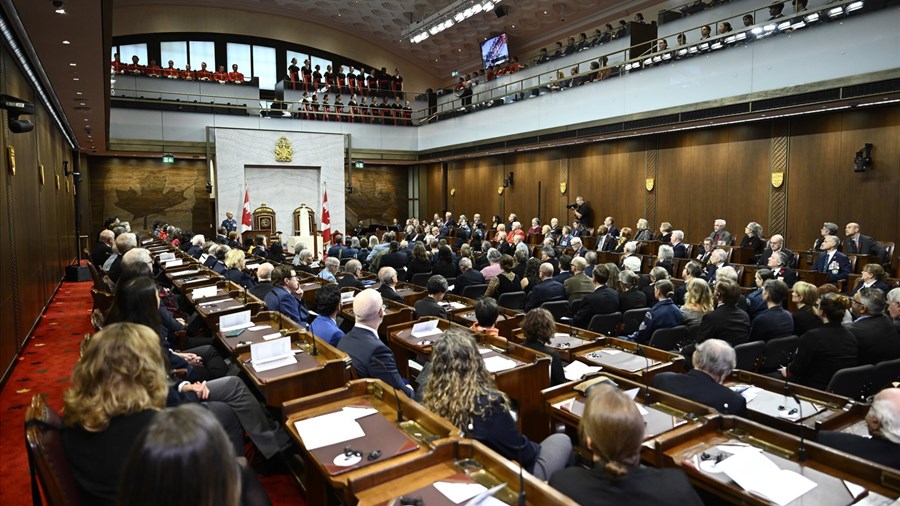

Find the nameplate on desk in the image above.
[
  {"left": 220, "top": 310, "right": 253, "bottom": 332},
  {"left": 411, "top": 319, "right": 441, "bottom": 338},
  {"left": 171, "top": 269, "right": 201, "bottom": 277},
  {"left": 248, "top": 325, "right": 271, "bottom": 331},
  {"left": 250, "top": 336, "right": 297, "bottom": 372},
  {"left": 191, "top": 286, "right": 218, "bottom": 299},
  {"left": 294, "top": 406, "right": 378, "bottom": 450},
  {"left": 158, "top": 252, "right": 176, "bottom": 262},
  {"left": 340, "top": 292, "right": 355, "bottom": 304},
  {"left": 165, "top": 259, "right": 184, "bottom": 268}
]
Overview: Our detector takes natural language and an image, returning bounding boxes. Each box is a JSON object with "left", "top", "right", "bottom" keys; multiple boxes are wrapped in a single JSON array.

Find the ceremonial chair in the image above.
[{"left": 24, "top": 395, "right": 81, "bottom": 506}]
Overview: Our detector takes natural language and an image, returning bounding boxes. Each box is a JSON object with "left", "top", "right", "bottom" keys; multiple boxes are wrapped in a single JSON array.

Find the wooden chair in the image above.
[
  {"left": 90, "top": 289, "right": 115, "bottom": 316},
  {"left": 827, "top": 364, "right": 876, "bottom": 401},
  {"left": 25, "top": 395, "right": 81, "bottom": 506},
  {"left": 734, "top": 340, "right": 765, "bottom": 372},
  {"left": 588, "top": 312, "right": 621, "bottom": 336}
]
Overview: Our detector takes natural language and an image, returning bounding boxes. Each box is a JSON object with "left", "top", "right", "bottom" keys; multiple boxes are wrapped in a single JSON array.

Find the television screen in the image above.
[{"left": 480, "top": 33, "right": 509, "bottom": 68}]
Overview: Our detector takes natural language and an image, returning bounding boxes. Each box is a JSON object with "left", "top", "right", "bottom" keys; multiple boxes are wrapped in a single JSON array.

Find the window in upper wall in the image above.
[
  {"left": 119, "top": 43, "right": 148, "bottom": 66},
  {"left": 189, "top": 41, "right": 216, "bottom": 71},
  {"left": 286, "top": 50, "right": 308, "bottom": 77},
  {"left": 226, "top": 43, "right": 252, "bottom": 75},
  {"left": 252, "top": 45, "right": 277, "bottom": 90},
  {"left": 160, "top": 41, "right": 187, "bottom": 69}
]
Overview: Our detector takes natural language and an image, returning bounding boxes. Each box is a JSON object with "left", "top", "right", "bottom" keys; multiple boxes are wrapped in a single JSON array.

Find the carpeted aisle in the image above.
[{"left": 0, "top": 279, "right": 306, "bottom": 505}]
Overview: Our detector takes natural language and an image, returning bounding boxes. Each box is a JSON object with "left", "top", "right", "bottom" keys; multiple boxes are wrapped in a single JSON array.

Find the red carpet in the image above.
[{"left": 0, "top": 279, "right": 306, "bottom": 505}]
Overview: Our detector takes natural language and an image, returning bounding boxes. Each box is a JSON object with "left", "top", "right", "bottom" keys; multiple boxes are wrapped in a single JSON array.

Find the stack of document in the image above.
[
  {"left": 294, "top": 406, "right": 378, "bottom": 450},
  {"left": 716, "top": 447, "right": 817, "bottom": 506}
]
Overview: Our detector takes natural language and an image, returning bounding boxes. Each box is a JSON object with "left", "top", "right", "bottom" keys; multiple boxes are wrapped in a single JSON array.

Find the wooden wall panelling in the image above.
[
  {"left": 423, "top": 162, "right": 443, "bottom": 220},
  {"left": 446, "top": 156, "right": 502, "bottom": 223},
  {"left": 723, "top": 123, "right": 771, "bottom": 243},
  {"left": 0, "top": 56, "right": 15, "bottom": 379},
  {"left": 345, "top": 165, "right": 408, "bottom": 227},
  {"left": 569, "top": 139, "right": 644, "bottom": 231},
  {"left": 657, "top": 131, "right": 698, "bottom": 242},
  {"left": 505, "top": 150, "right": 561, "bottom": 227},
  {"left": 87, "top": 157, "right": 211, "bottom": 237},
  {"left": 36, "top": 104, "right": 60, "bottom": 302}
]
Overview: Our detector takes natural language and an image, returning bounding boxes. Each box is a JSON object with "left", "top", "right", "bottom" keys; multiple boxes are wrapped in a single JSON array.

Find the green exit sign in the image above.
[
  {"left": 354, "top": 161, "right": 364, "bottom": 169},
  {"left": 162, "top": 154, "right": 175, "bottom": 164}
]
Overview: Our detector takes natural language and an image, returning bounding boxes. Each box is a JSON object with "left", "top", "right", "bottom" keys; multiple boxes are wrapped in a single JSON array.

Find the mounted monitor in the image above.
[{"left": 480, "top": 33, "right": 509, "bottom": 68}]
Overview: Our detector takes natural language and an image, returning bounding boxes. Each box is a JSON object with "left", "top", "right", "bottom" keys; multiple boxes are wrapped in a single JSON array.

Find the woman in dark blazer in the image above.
[
  {"left": 783, "top": 292, "right": 857, "bottom": 390},
  {"left": 550, "top": 384, "right": 703, "bottom": 506},
  {"left": 740, "top": 221, "right": 764, "bottom": 256},
  {"left": 790, "top": 281, "right": 823, "bottom": 337}
]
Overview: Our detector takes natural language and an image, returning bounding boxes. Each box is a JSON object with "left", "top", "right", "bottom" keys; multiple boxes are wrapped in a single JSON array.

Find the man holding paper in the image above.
[
  {"left": 264, "top": 265, "right": 310, "bottom": 326},
  {"left": 338, "top": 289, "right": 413, "bottom": 396}
]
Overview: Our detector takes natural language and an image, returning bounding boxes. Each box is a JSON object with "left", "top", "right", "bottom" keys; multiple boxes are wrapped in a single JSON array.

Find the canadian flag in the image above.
[
  {"left": 321, "top": 188, "right": 331, "bottom": 257},
  {"left": 241, "top": 190, "right": 252, "bottom": 232}
]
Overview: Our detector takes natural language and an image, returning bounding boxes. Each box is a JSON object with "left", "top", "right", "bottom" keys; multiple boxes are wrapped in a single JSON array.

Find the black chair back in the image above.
[
  {"left": 588, "top": 312, "right": 621, "bottom": 336},
  {"left": 827, "top": 364, "right": 876, "bottom": 401},
  {"left": 649, "top": 325, "right": 687, "bottom": 351},
  {"left": 409, "top": 272, "right": 433, "bottom": 287},
  {"left": 733, "top": 340, "right": 765, "bottom": 372},
  {"left": 761, "top": 335, "right": 799, "bottom": 373},
  {"left": 461, "top": 284, "right": 488, "bottom": 299},
  {"left": 497, "top": 291, "right": 526, "bottom": 311},
  {"left": 870, "top": 358, "right": 900, "bottom": 396},
  {"left": 541, "top": 300, "right": 571, "bottom": 322},
  {"left": 621, "top": 307, "right": 650, "bottom": 336}
]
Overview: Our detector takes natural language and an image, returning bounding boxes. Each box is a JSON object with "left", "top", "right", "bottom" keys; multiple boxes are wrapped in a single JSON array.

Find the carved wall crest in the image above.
[{"left": 274, "top": 136, "right": 293, "bottom": 162}]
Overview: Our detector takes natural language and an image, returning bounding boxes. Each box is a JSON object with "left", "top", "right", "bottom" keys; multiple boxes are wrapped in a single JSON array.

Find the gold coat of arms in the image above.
[
  {"left": 275, "top": 136, "right": 293, "bottom": 162},
  {"left": 645, "top": 178, "right": 655, "bottom": 191},
  {"left": 559, "top": 181, "right": 567, "bottom": 194},
  {"left": 771, "top": 172, "right": 784, "bottom": 188}
]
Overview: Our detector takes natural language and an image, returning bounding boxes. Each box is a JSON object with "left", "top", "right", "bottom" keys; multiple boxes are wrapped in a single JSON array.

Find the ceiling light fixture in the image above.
[
  {"left": 62, "top": 40, "right": 70, "bottom": 44},
  {"left": 404, "top": 0, "right": 502, "bottom": 43}
]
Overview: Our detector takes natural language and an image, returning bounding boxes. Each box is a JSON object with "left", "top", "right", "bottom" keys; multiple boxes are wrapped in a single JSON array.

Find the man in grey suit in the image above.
[
  {"left": 708, "top": 219, "right": 733, "bottom": 246},
  {"left": 337, "top": 289, "right": 413, "bottom": 395},
  {"left": 564, "top": 257, "right": 594, "bottom": 303}
]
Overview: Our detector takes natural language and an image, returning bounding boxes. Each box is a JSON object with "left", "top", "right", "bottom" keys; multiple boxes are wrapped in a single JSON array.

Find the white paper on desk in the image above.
[
  {"left": 340, "top": 291, "right": 355, "bottom": 303},
  {"left": 341, "top": 406, "right": 378, "bottom": 420},
  {"left": 602, "top": 349, "right": 623, "bottom": 355},
  {"left": 262, "top": 332, "right": 283, "bottom": 341},
  {"left": 734, "top": 386, "right": 763, "bottom": 402},
  {"left": 220, "top": 310, "right": 252, "bottom": 332},
  {"left": 447, "top": 301, "right": 467, "bottom": 310},
  {"left": 158, "top": 252, "right": 176, "bottom": 262},
  {"left": 191, "top": 286, "right": 218, "bottom": 299},
  {"left": 434, "top": 481, "right": 488, "bottom": 504},
  {"left": 294, "top": 409, "right": 366, "bottom": 450},
  {"left": 478, "top": 348, "right": 492, "bottom": 355},
  {"left": 199, "top": 253, "right": 209, "bottom": 263},
  {"left": 171, "top": 269, "right": 200, "bottom": 277},
  {"left": 250, "top": 337, "right": 297, "bottom": 372},
  {"left": 447, "top": 284, "right": 455, "bottom": 292},
  {"left": 564, "top": 360, "right": 602, "bottom": 381},
  {"left": 717, "top": 449, "right": 817, "bottom": 506},
  {"left": 843, "top": 480, "right": 867, "bottom": 500},
  {"left": 483, "top": 355, "right": 517, "bottom": 373},
  {"left": 165, "top": 259, "right": 184, "bottom": 268},
  {"left": 411, "top": 319, "right": 441, "bottom": 338}
]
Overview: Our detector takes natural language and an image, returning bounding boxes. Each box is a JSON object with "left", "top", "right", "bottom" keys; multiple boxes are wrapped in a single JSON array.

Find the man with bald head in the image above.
[
  {"left": 757, "top": 234, "right": 795, "bottom": 268},
  {"left": 337, "top": 289, "right": 413, "bottom": 395},
  {"left": 524, "top": 262, "right": 566, "bottom": 311},
  {"left": 250, "top": 263, "right": 275, "bottom": 300},
  {"left": 91, "top": 229, "right": 115, "bottom": 268},
  {"left": 844, "top": 222, "right": 885, "bottom": 259},
  {"left": 818, "top": 388, "right": 900, "bottom": 469}
]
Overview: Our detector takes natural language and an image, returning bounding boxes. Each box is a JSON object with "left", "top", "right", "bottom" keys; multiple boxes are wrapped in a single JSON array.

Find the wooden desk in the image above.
[
  {"left": 726, "top": 369, "right": 859, "bottom": 437},
  {"left": 573, "top": 337, "right": 685, "bottom": 382},
  {"left": 170, "top": 270, "right": 223, "bottom": 292},
  {"left": 194, "top": 293, "right": 264, "bottom": 329},
  {"left": 348, "top": 439, "right": 578, "bottom": 506},
  {"left": 450, "top": 305, "right": 524, "bottom": 340},
  {"left": 652, "top": 415, "right": 900, "bottom": 504},
  {"left": 296, "top": 276, "right": 333, "bottom": 306},
  {"left": 236, "top": 334, "right": 351, "bottom": 408},
  {"left": 341, "top": 297, "right": 414, "bottom": 341},
  {"left": 282, "top": 379, "right": 462, "bottom": 506},
  {"left": 215, "top": 310, "right": 306, "bottom": 355},
  {"left": 510, "top": 323, "right": 603, "bottom": 362},
  {"left": 387, "top": 318, "right": 552, "bottom": 440},
  {"left": 395, "top": 283, "right": 428, "bottom": 307},
  {"left": 543, "top": 373, "right": 714, "bottom": 464}
]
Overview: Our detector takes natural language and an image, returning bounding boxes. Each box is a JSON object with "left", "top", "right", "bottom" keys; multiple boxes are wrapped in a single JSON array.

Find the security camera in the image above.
[{"left": 1, "top": 94, "right": 35, "bottom": 133}]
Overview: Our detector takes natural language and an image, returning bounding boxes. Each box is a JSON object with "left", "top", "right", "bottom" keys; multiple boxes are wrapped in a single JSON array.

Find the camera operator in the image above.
[{"left": 569, "top": 196, "right": 591, "bottom": 227}]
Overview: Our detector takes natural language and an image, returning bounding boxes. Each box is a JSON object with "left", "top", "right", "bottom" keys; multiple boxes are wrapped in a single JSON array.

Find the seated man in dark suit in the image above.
[
  {"left": 249, "top": 262, "right": 275, "bottom": 301},
  {"left": 210, "top": 244, "right": 229, "bottom": 274},
  {"left": 552, "top": 255, "right": 573, "bottom": 284},
  {"left": 817, "top": 388, "right": 900, "bottom": 469},
  {"left": 108, "top": 232, "right": 137, "bottom": 283},
  {"left": 524, "top": 262, "right": 566, "bottom": 311},
  {"left": 414, "top": 275, "right": 449, "bottom": 319},
  {"left": 594, "top": 225, "right": 616, "bottom": 253},
  {"left": 847, "top": 288, "right": 900, "bottom": 366},
  {"left": 813, "top": 235, "right": 851, "bottom": 284},
  {"left": 766, "top": 250, "right": 798, "bottom": 288},
  {"left": 653, "top": 339, "right": 746, "bottom": 415},
  {"left": 703, "top": 248, "right": 730, "bottom": 285},
  {"left": 379, "top": 241, "right": 409, "bottom": 271},
  {"left": 337, "top": 288, "right": 413, "bottom": 395},
  {"left": 757, "top": 234, "right": 795, "bottom": 268},
  {"left": 844, "top": 222, "right": 885, "bottom": 260},
  {"left": 574, "top": 264, "right": 619, "bottom": 329},
  {"left": 376, "top": 266, "right": 405, "bottom": 304},
  {"left": 337, "top": 259, "right": 366, "bottom": 289},
  {"left": 187, "top": 234, "right": 205, "bottom": 259},
  {"left": 454, "top": 257, "right": 485, "bottom": 296},
  {"left": 749, "top": 279, "right": 794, "bottom": 343},
  {"left": 674, "top": 260, "right": 704, "bottom": 306},
  {"left": 90, "top": 229, "right": 115, "bottom": 268},
  {"left": 670, "top": 230, "right": 688, "bottom": 259},
  {"left": 263, "top": 265, "right": 310, "bottom": 326},
  {"left": 696, "top": 280, "right": 750, "bottom": 347}
]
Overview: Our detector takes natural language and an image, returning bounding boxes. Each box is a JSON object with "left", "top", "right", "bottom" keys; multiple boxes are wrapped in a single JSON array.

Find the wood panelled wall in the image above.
[
  {"left": 1, "top": 44, "right": 77, "bottom": 383},
  {"left": 427, "top": 105, "right": 900, "bottom": 252},
  {"left": 86, "top": 157, "right": 211, "bottom": 238},
  {"left": 346, "top": 165, "right": 408, "bottom": 230}
]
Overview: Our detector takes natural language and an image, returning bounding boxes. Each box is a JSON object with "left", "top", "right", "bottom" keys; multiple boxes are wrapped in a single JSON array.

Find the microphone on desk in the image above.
[
  {"left": 371, "top": 354, "right": 405, "bottom": 424},
  {"left": 306, "top": 315, "right": 318, "bottom": 356},
  {"left": 636, "top": 344, "right": 652, "bottom": 404},
  {"left": 791, "top": 393, "right": 807, "bottom": 463}
]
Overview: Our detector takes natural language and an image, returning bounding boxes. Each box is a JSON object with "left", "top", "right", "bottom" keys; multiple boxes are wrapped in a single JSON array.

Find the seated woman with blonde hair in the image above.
[{"left": 550, "top": 384, "right": 702, "bottom": 505}]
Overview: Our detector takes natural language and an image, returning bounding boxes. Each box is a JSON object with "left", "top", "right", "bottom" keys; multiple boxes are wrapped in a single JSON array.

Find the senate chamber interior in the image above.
[{"left": 1, "top": 0, "right": 899, "bottom": 504}]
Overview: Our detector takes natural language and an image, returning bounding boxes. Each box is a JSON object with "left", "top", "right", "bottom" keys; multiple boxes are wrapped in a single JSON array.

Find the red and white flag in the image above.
[
  {"left": 241, "top": 189, "right": 252, "bottom": 232},
  {"left": 321, "top": 188, "right": 331, "bottom": 257}
]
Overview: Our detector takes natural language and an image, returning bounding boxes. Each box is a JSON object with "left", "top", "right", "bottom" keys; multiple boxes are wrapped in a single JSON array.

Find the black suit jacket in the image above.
[
  {"left": 574, "top": 285, "right": 620, "bottom": 329},
  {"left": 845, "top": 315, "right": 900, "bottom": 366},
  {"left": 818, "top": 431, "right": 900, "bottom": 469},
  {"left": 380, "top": 251, "right": 409, "bottom": 271},
  {"left": 792, "top": 305, "right": 822, "bottom": 337},
  {"left": 749, "top": 306, "right": 795, "bottom": 343},
  {"left": 771, "top": 267, "right": 798, "bottom": 288},
  {"left": 787, "top": 322, "right": 857, "bottom": 390},
  {"left": 844, "top": 234, "right": 881, "bottom": 256},
  {"left": 337, "top": 326, "right": 411, "bottom": 394},
  {"left": 453, "top": 269, "right": 485, "bottom": 295},
  {"left": 672, "top": 242, "right": 688, "bottom": 259},
  {"left": 653, "top": 370, "right": 746, "bottom": 415},
  {"left": 620, "top": 288, "right": 650, "bottom": 313},
  {"left": 758, "top": 247, "right": 796, "bottom": 268},
  {"left": 90, "top": 242, "right": 113, "bottom": 268},
  {"left": 550, "top": 463, "right": 703, "bottom": 506},
  {"left": 524, "top": 279, "right": 565, "bottom": 311},
  {"left": 378, "top": 284, "right": 405, "bottom": 304},
  {"left": 595, "top": 235, "right": 616, "bottom": 252},
  {"left": 338, "top": 274, "right": 365, "bottom": 290},
  {"left": 851, "top": 279, "right": 892, "bottom": 296},
  {"left": 414, "top": 296, "right": 448, "bottom": 319},
  {"left": 696, "top": 304, "right": 750, "bottom": 346}
]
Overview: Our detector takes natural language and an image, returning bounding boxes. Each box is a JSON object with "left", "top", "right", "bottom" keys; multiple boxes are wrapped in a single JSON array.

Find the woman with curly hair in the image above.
[{"left": 421, "top": 328, "right": 571, "bottom": 480}]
